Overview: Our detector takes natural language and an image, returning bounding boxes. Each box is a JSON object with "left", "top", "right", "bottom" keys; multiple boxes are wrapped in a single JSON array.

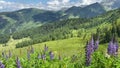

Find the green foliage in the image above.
[
  {"left": 65, "top": 2, "right": 106, "bottom": 18},
  {"left": 11, "top": 8, "right": 120, "bottom": 47},
  {"left": 0, "top": 3, "right": 106, "bottom": 34},
  {"left": 0, "top": 8, "right": 120, "bottom": 47},
  {"left": 1, "top": 44, "right": 120, "bottom": 68},
  {"left": 0, "top": 16, "right": 9, "bottom": 29},
  {"left": 0, "top": 34, "right": 10, "bottom": 44}
]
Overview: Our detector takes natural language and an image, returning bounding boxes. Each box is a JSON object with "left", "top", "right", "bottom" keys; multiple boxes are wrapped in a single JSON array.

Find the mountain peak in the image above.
[
  {"left": 67, "top": 6, "right": 81, "bottom": 11},
  {"left": 86, "top": 2, "right": 102, "bottom": 8},
  {"left": 65, "top": 6, "right": 81, "bottom": 14},
  {"left": 16, "top": 8, "right": 45, "bottom": 12},
  {"left": 101, "top": 0, "right": 120, "bottom": 10}
]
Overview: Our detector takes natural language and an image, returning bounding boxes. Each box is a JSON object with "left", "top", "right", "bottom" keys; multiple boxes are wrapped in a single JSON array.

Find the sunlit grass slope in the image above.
[{"left": 0, "top": 37, "right": 87, "bottom": 57}]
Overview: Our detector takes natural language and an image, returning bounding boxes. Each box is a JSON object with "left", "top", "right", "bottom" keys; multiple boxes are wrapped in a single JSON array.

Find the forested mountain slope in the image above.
[
  {"left": 0, "top": 3, "right": 106, "bottom": 34},
  {"left": 10, "top": 8, "right": 120, "bottom": 48}
]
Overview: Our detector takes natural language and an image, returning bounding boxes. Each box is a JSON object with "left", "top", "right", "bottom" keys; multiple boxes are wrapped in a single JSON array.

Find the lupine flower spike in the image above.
[
  {"left": 16, "top": 57, "right": 22, "bottom": 68},
  {"left": 38, "top": 53, "right": 41, "bottom": 59},
  {"left": 89, "top": 36, "right": 94, "bottom": 53},
  {"left": 94, "top": 37, "right": 99, "bottom": 51},
  {"left": 0, "top": 61, "right": 5, "bottom": 68},
  {"left": 107, "top": 36, "right": 119, "bottom": 56},
  {"left": 44, "top": 44, "right": 48, "bottom": 52},
  {"left": 85, "top": 41, "right": 92, "bottom": 66},
  {"left": 27, "top": 50, "right": 30, "bottom": 60},
  {"left": 41, "top": 53, "right": 46, "bottom": 60},
  {"left": 49, "top": 51, "right": 54, "bottom": 60}
]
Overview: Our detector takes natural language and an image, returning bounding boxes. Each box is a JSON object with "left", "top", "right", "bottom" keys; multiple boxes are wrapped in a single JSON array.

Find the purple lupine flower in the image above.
[
  {"left": 16, "top": 57, "right": 22, "bottom": 68},
  {"left": 113, "top": 42, "right": 119, "bottom": 52},
  {"left": 113, "top": 43, "right": 117, "bottom": 55},
  {"left": 44, "top": 44, "right": 48, "bottom": 52},
  {"left": 85, "top": 41, "right": 92, "bottom": 66},
  {"left": 9, "top": 50, "right": 12, "bottom": 58},
  {"left": 49, "top": 51, "right": 54, "bottom": 60},
  {"left": 107, "top": 41, "right": 113, "bottom": 55},
  {"left": 86, "top": 56, "right": 91, "bottom": 66},
  {"left": 27, "top": 51, "right": 30, "bottom": 60},
  {"left": 0, "top": 61, "right": 5, "bottom": 68},
  {"left": 94, "top": 39, "right": 99, "bottom": 51},
  {"left": 115, "top": 42, "right": 119, "bottom": 53},
  {"left": 113, "top": 42, "right": 119, "bottom": 56},
  {"left": 107, "top": 38, "right": 119, "bottom": 56},
  {"left": 38, "top": 54, "right": 41, "bottom": 59},
  {"left": 41, "top": 53, "right": 46, "bottom": 60},
  {"left": 88, "top": 36, "right": 94, "bottom": 53}
]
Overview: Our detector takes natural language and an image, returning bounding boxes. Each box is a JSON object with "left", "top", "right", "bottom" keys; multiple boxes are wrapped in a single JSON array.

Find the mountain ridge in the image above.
[{"left": 0, "top": 3, "right": 106, "bottom": 34}]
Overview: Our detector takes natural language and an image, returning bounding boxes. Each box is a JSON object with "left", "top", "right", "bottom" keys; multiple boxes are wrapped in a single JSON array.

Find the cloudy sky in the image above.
[{"left": 0, "top": 0, "right": 103, "bottom": 12}]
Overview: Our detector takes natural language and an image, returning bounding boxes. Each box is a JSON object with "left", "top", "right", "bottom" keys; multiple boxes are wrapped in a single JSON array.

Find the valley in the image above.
[{"left": 0, "top": 2, "right": 120, "bottom": 68}]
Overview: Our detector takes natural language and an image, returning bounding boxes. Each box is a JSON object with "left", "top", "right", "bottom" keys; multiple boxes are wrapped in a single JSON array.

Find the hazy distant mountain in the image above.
[
  {"left": 65, "top": 2, "right": 106, "bottom": 18},
  {"left": 0, "top": 3, "right": 106, "bottom": 34},
  {"left": 101, "top": 0, "right": 120, "bottom": 10}
]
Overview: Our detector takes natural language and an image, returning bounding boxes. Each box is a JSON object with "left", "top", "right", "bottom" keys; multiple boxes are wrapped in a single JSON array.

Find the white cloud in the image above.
[
  {"left": 47, "top": 0, "right": 60, "bottom": 6},
  {"left": 46, "top": 0, "right": 72, "bottom": 10},
  {"left": 81, "top": 0, "right": 102, "bottom": 5},
  {"left": 46, "top": 0, "right": 104, "bottom": 10},
  {"left": 101, "top": 0, "right": 118, "bottom": 10},
  {"left": 0, "top": 0, "right": 44, "bottom": 12},
  {"left": 0, "top": 0, "right": 117, "bottom": 12},
  {"left": 62, "top": 0, "right": 70, "bottom": 3},
  {"left": 0, "top": 6, "right": 3, "bottom": 9}
]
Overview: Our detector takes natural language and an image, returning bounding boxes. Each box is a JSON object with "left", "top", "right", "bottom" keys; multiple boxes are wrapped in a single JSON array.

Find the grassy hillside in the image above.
[
  {"left": 0, "top": 37, "right": 109, "bottom": 57},
  {"left": 0, "top": 8, "right": 119, "bottom": 58},
  {"left": 0, "top": 7, "right": 120, "bottom": 68},
  {"left": 0, "top": 37, "right": 86, "bottom": 57},
  {"left": 7, "top": 8, "right": 119, "bottom": 48}
]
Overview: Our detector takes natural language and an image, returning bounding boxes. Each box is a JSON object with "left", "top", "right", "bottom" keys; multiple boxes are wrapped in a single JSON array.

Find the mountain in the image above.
[
  {"left": 101, "top": 0, "right": 120, "bottom": 10},
  {"left": 0, "top": 3, "right": 106, "bottom": 34},
  {"left": 65, "top": 2, "right": 106, "bottom": 18},
  {"left": 112, "top": 0, "right": 120, "bottom": 8},
  {"left": 11, "top": 8, "right": 120, "bottom": 47},
  {"left": 0, "top": 5, "right": 120, "bottom": 46}
]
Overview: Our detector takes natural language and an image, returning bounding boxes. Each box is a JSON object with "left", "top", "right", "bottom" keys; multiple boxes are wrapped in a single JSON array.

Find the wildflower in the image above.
[
  {"left": 85, "top": 41, "right": 92, "bottom": 66},
  {"left": 0, "top": 61, "right": 5, "bottom": 68},
  {"left": 107, "top": 41, "right": 113, "bottom": 55},
  {"left": 41, "top": 53, "right": 46, "bottom": 60},
  {"left": 44, "top": 44, "right": 48, "bottom": 52},
  {"left": 16, "top": 57, "right": 22, "bottom": 68},
  {"left": 107, "top": 37, "right": 119, "bottom": 56},
  {"left": 94, "top": 39, "right": 99, "bottom": 51},
  {"left": 27, "top": 51, "right": 30, "bottom": 60},
  {"left": 38, "top": 54, "right": 41, "bottom": 59},
  {"left": 49, "top": 51, "right": 54, "bottom": 60},
  {"left": 88, "top": 36, "right": 94, "bottom": 53}
]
